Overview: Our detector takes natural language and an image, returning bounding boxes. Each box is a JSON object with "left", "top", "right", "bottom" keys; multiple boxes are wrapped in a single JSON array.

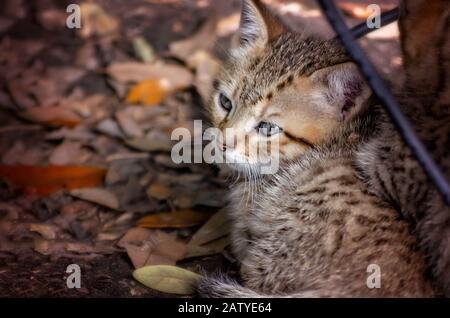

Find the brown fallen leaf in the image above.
[
  {"left": 0, "top": 165, "right": 107, "bottom": 195},
  {"left": 137, "top": 209, "right": 213, "bottom": 229},
  {"left": 133, "top": 265, "right": 201, "bottom": 295},
  {"left": 34, "top": 235, "right": 115, "bottom": 257},
  {"left": 19, "top": 106, "right": 82, "bottom": 128},
  {"left": 188, "top": 209, "right": 230, "bottom": 247},
  {"left": 188, "top": 50, "right": 221, "bottom": 102},
  {"left": 184, "top": 209, "right": 231, "bottom": 258},
  {"left": 169, "top": 12, "right": 219, "bottom": 61},
  {"left": 70, "top": 188, "right": 120, "bottom": 210},
  {"left": 49, "top": 141, "right": 88, "bottom": 165},
  {"left": 29, "top": 223, "right": 58, "bottom": 240},
  {"left": 45, "top": 126, "right": 96, "bottom": 142},
  {"left": 105, "top": 61, "right": 194, "bottom": 92},
  {"left": 2, "top": 141, "right": 45, "bottom": 166},
  {"left": 96, "top": 118, "right": 126, "bottom": 139},
  {"left": 33, "top": 238, "right": 64, "bottom": 255},
  {"left": 184, "top": 236, "right": 230, "bottom": 259},
  {"left": 97, "top": 232, "right": 123, "bottom": 241},
  {"left": 193, "top": 189, "right": 228, "bottom": 208},
  {"left": 124, "top": 130, "right": 173, "bottom": 152},
  {"left": 64, "top": 241, "right": 116, "bottom": 254},
  {"left": 147, "top": 182, "right": 172, "bottom": 201},
  {"left": 118, "top": 228, "right": 187, "bottom": 268},
  {"left": 79, "top": 2, "right": 119, "bottom": 38},
  {"left": 116, "top": 110, "right": 145, "bottom": 138}
]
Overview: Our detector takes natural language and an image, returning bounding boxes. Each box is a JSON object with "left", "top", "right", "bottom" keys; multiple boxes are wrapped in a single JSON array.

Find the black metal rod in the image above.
[
  {"left": 350, "top": 7, "right": 400, "bottom": 38},
  {"left": 317, "top": 0, "right": 450, "bottom": 206}
]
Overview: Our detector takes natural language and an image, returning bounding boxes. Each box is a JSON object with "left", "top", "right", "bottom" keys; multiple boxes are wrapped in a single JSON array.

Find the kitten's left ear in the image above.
[
  {"left": 311, "top": 62, "right": 371, "bottom": 121},
  {"left": 237, "top": 0, "right": 286, "bottom": 48}
]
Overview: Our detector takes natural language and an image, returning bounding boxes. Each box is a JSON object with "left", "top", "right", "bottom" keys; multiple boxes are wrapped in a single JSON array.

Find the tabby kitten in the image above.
[
  {"left": 197, "top": 0, "right": 434, "bottom": 297},
  {"left": 356, "top": 0, "right": 450, "bottom": 296}
]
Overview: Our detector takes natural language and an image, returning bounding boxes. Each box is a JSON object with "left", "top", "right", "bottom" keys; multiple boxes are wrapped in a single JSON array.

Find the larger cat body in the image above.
[{"left": 356, "top": 0, "right": 450, "bottom": 295}]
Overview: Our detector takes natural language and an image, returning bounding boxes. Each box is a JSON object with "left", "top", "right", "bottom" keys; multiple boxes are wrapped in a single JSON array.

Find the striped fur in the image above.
[
  {"left": 356, "top": 0, "right": 450, "bottom": 296},
  {"left": 198, "top": 0, "right": 436, "bottom": 298}
]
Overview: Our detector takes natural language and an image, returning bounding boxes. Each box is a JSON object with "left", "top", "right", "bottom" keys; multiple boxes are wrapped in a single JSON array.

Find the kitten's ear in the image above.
[
  {"left": 236, "top": 0, "right": 285, "bottom": 48},
  {"left": 311, "top": 62, "right": 371, "bottom": 121}
]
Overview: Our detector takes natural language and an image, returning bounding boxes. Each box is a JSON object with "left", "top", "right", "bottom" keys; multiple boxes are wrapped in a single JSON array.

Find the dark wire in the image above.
[
  {"left": 350, "top": 7, "right": 400, "bottom": 38},
  {"left": 317, "top": 0, "right": 450, "bottom": 206}
]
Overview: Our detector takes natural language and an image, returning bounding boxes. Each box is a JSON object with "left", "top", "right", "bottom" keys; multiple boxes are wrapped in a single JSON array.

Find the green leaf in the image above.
[
  {"left": 132, "top": 36, "right": 156, "bottom": 64},
  {"left": 133, "top": 265, "right": 201, "bottom": 295}
]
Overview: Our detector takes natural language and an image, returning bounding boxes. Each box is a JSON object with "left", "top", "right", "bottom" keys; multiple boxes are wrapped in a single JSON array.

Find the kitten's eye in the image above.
[
  {"left": 257, "top": 121, "right": 282, "bottom": 137},
  {"left": 219, "top": 93, "right": 233, "bottom": 112}
]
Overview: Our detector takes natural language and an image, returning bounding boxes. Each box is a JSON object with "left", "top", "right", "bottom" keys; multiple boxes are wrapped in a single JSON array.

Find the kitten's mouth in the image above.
[
  {"left": 226, "top": 161, "right": 262, "bottom": 175},
  {"left": 223, "top": 150, "right": 251, "bottom": 165},
  {"left": 223, "top": 151, "right": 278, "bottom": 175}
]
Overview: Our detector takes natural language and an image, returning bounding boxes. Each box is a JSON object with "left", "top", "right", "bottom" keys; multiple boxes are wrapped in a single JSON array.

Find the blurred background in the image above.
[{"left": 0, "top": 0, "right": 399, "bottom": 297}]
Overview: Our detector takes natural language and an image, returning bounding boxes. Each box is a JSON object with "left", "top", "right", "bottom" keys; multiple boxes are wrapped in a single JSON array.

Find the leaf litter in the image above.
[
  {"left": 0, "top": 0, "right": 235, "bottom": 297},
  {"left": 0, "top": 0, "right": 391, "bottom": 297}
]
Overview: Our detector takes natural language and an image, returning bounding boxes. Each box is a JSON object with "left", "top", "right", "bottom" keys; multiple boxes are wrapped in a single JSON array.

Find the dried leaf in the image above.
[
  {"left": 169, "top": 13, "right": 219, "bottom": 61},
  {"left": 64, "top": 241, "right": 115, "bottom": 254},
  {"left": 118, "top": 228, "right": 187, "bottom": 268},
  {"left": 2, "top": 141, "right": 44, "bottom": 166},
  {"left": 19, "top": 106, "right": 82, "bottom": 128},
  {"left": 97, "top": 232, "right": 123, "bottom": 241},
  {"left": 105, "top": 61, "right": 193, "bottom": 92},
  {"left": 116, "top": 110, "right": 144, "bottom": 138},
  {"left": 184, "top": 236, "right": 230, "bottom": 259},
  {"left": 188, "top": 209, "right": 230, "bottom": 247},
  {"left": 189, "top": 50, "right": 221, "bottom": 102},
  {"left": 133, "top": 265, "right": 201, "bottom": 295},
  {"left": 147, "top": 182, "right": 171, "bottom": 200},
  {"left": 29, "top": 223, "right": 58, "bottom": 240},
  {"left": 96, "top": 118, "right": 126, "bottom": 139},
  {"left": 184, "top": 209, "right": 231, "bottom": 258},
  {"left": 137, "top": 209, "right": 212, "bottom": 229},
  {"left": 0, "top": 165, "right": 106, "bottom": 195},
  {"left": 49, "top": 141, "right": 87, "bottom": 165},
  {"left": 33, "top": 238, "right": 63, "bottom": 255},
  {"left": 124, "top": 131, "right": 173, "bottom": 152},
  {"left": 193, "top": 189, "right": 227, "bottom": 208},
  {"left": 70, "top": 188, "right": 120, "bottom": 210},
  {"left": 79, "top": 3, "right": 119, "bottom": 38},
  {"left": 126, "top": 79, "right": 166, "bottom": 106}
]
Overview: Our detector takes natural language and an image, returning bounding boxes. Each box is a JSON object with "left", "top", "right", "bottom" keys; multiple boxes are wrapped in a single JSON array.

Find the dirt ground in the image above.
[{"left": 0, "top": 0, "right": 400, "bottom": 297}]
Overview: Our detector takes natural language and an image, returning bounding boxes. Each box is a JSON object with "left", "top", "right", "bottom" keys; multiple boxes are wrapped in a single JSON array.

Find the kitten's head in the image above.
[{"left": 206, "top": 0, "right": 371, "bottom": 174}]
